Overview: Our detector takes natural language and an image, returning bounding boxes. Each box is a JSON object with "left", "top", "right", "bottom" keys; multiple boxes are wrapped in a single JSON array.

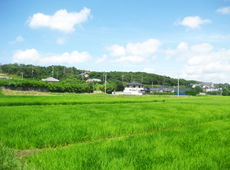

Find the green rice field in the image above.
[{"left": 0, "top": 94, "right": 230, "bottom": 169}]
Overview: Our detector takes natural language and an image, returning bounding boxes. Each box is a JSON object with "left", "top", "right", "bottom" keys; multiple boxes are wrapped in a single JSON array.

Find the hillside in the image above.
[{"left": 0, "top": 64, "right": 199, "bottom": 87}]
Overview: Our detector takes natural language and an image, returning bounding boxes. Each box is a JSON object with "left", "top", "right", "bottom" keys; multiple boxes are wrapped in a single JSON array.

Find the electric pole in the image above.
[
  {"left": 105, "top": 75, "right": 107, "bottom": 94},
  {"left": 178, "top": 73, "right": 180, "bottom": 98},
  {"left": 52, "top": 66, "right": 54, "bottom": 77},
  {"left": 152, "top": 82, "right": 153, "bottom": 88},
  {"left": 32, "top": 66, "right": 34, "bottom": 77},
  {"left": 57, "top": 70, "right": 58, "bottom": 79},
  {"left": 131, "top": 75, "right": 132, "bottom": 82}
]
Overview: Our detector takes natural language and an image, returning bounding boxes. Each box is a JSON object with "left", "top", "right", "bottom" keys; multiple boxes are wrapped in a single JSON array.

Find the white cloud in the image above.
[
  {"left": 216, "top": 6, "right": 230, "bottom": 14},
  {"left": 107, "top": 39, "right": 162, "bottom": 64},
  {"left": 96, "top": 54, "right": 107, "bottom": 63},
  {"left": 57, "top": 38, "right": 66, "bottom": 44},
  {"left": 106, "top": 45, "right": 126, "bottom": 57},
  {"left": 8, "top": 35, "right": 24, "bottom": 44},
  {"left": 111, "top": 56, "right": 146, "bottom": 64},
  {"left": 13, "top": 49, "right": 92, "bottom": 65},
  {"left": 152, "top": 56, "right": 157, "bottom": 60},
  {"left": 27, "top": 8, "right": 91, "bottom": 33},
  {"left": 175, "top": 16, "right": 211, "bottom": 29},
  {"left": 126, "top": 39, "right": 162, "bottom": 56},
  {"left": 143, "top": 68, "right": 155, "bottom": 73}
]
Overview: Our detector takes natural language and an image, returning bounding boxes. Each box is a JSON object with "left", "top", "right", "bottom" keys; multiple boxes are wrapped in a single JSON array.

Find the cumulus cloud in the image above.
[
  {"left": 27, "top": 8, "right": 91, "bottom": 33},
  {"left": 216, "top": 6, "right": 230, "bottom": 14},
  {"left": 126, "top": 39, "right": 162, "bottom": 56},
  {"left": 165, "top": 42, "right": 214, "bottom": 61},
  {"left": 8, "top": 35, "right": 24, "bottom": 44},
  {"left": 12, "top": 49, "right": 92, "bottom": 65},
  {"left": 107, "top": 39, "right": 162, "bottom": 64},
  {"left": 106, "top": 45, "right": 126, "bottom": 57},
  {"left": 169, "top": 42, "right": 230, "bottom": 82},
  {"left": 175, "top": 16, "right": 211, "bottom": 29},
  {"left": 143, "top": 68, "right": 155, "bottom": 73},
  {"left": 95, "top": 54, "right": 107, "bottom": 63}
]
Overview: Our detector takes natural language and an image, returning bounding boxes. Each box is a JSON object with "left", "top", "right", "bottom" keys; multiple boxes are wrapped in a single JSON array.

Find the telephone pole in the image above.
[
  {"left": 178, "top": 73, "right": 180, "bottom": 98},
  {"left": 105, "top": 75, "right": 107, "bottom": 94},
  {"left": 52, "top": 66, "right": 54, "bottom": 77}
]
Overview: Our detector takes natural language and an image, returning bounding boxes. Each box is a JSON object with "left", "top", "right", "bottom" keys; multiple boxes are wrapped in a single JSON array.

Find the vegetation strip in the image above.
[
  {"left": 0, "top": 100, "right": 165, "bottom": 107},
  {"left": 15, "top": 117, "right": 229, "bottom": 158}
]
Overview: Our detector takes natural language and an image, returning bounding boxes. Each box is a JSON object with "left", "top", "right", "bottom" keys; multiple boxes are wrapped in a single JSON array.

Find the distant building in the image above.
[
  {"left": 112, "top": 81, "right": 144, "bottom": 95},
  {"left": 0, "top": 64, "right": 3, "bottom": 67},
  {"left": 145, "top": 85, "right": 175, "bottom": 93},
  {"left": 41, "top": 77, "right": 59, "bottom": 83},
  {"left": 79, "top": 72, "right": 89, "bottom": 78},
  {"left": 86, "top": 79, "right": 101, "bottom": 82}
]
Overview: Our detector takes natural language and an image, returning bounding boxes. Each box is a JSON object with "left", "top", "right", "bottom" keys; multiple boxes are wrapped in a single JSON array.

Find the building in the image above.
[
  {"left": 112, "top": 81, "right": 144, "bottom": 95},
  {"left": 86, "top": 79, "right": 101, "bottom": 82},
  {"left": 79, "top": 72, "right": 89, "bottom": 78},
  {"left": 41, "top": 77, "right": 59, "bottom": 83},
  {"left": 145, "top": 85, "right": 175, "bottom": 93}
]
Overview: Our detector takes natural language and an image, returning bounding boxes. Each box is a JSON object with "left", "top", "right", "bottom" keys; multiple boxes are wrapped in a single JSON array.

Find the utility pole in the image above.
[
  {"left": 32, "top": 66, "right": 34, "bottom": 77},
  {"left": 52, "top": 66, "right": 54, "bottom": 77},
  {"left": 131, "top": 75, "right": 132, "bottom": 82},
  {"left": 57, "top": 70, "right": 58, "bottom": 79},
  {"left": 178, "top": 73, "right": 179, "bottom": 98},
  {"left": 82, "top": 69, "right": 83, "bottom": 80},
  {"left": 21, "top": 72, "right": 23, "bottom": 80},
  {"left": 93, "top": 82, "right": 94, "bottom": 92},
  {"left": 152, "top": 82, "right": 153, "bottom": 88},
  {"left": 105, "top": 75, "right": 107, "bottom": 94},
  {"left": 122, "top": 75, "right": 123, "bottom": 82},
  {"left": 141, "top": 76, "right": 143, "bottom": 83}
]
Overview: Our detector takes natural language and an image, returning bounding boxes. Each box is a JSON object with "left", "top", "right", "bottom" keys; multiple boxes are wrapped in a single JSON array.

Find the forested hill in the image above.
[{"left": 0, "top": 64, "right": 199, "bottom": 86}]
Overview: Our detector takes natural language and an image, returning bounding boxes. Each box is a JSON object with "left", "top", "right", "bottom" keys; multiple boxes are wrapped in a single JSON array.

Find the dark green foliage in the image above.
[
  {"left": 99, "top": 83, "right": 115, "bottom": 93},
  {"left": 185, "top": 88, "right": 197, "bottom": 96},
  {"left": 0, "top": 79, "right": 93, "bottom": 93},
  {"left": 222, "top": 88, "right": 230, "bottom": 96},
  {"left": 195, "top": 86, "right": 203, "bottom": 93}
]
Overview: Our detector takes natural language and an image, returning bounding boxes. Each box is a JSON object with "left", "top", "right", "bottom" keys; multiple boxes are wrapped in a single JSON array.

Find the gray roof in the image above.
[
  {"left": 79, "top": 72, "right": 88, "bottom": 76},
  {"left": 174, "top": 88, "right": 191, "bottom": 91},
  {"left": 42, "top": 77, "right": 59, "bottom": 82},
  {"left": 158, "top": 85, "right": 169, "bottom": 88},
  {"left": 126, "top": 81, "right": 144, "bottom": 86}
]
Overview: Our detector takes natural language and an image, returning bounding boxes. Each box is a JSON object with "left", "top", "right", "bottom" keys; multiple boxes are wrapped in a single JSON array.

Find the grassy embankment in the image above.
[{"left": 0, "top": 95, "right": 229, "bottom": 169}]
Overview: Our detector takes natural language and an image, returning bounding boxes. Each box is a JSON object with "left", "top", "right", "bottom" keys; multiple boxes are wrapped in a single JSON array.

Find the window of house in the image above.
[{"left": 134, "top": 85, "right": 135, "bottom": 88}]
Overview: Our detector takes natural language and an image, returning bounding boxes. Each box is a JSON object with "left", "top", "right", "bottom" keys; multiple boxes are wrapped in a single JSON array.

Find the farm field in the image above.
[{"left": 0, "top": 94, "right": 230, "bottom": 169}]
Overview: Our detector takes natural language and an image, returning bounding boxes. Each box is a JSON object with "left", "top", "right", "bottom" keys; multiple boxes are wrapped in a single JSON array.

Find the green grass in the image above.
[
  {"left": 0, "top": 95, "right": 230, "bottom": 169},
  {"left": 25, "top": 119, "right": 230, "bottom": 169},
  {"left": 0, "top": 94, "right": 164, "bottom": 106}
]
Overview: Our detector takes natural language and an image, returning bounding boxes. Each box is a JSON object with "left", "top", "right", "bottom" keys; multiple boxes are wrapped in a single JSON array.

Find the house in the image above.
[
  {"left": 79, "top": 72, "right": 89, "bottom": 78},
  {"left": 0, "top": 64, "right": 3, "bottom": 67},
  {"left": 86, "top": 79, "right": 101, "bottom": 82},
  {"left": 41, "top": 77, "right": 59, "bottom": 83},
  {"left": 145, "top": 85, "right": 174, "bottom": 93},
  {"left": 112, "top": 81, "right": 144, "bottom": 95}
]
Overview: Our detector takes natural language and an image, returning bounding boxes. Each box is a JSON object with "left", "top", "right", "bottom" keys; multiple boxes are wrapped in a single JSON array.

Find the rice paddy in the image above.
[{"left": 0, "top": 94, "right": 229, "bottom": 169}]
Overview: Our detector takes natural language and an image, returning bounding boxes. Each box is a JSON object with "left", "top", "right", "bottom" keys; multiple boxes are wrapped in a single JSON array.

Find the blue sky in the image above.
[{"left": 0, "top": 0, "right": 230, "bottom": 83}]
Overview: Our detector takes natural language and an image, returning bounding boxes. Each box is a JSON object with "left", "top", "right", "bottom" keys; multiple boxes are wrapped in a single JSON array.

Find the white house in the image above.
[
  {"left": 86, "top": 79, "right": 101, "bottom": 82},
  {"left": 112, "top": 81, "right": 144, "bottom": 95},
  {"left": 41, "top": 77, "right": 59, "bottom": 83}
]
